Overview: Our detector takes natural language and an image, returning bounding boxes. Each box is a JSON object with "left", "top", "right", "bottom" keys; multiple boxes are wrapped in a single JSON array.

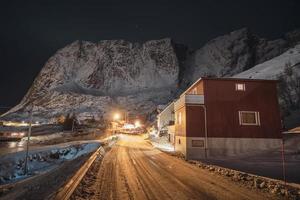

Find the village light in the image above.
[
  {"left": 134, "top": 120, "right": 141, "bottom": 128},
  {"left": 113, "top": 113, "right": 121, "bottom": 121},
  {"left": 124, "top": 123, "right": 135, "bottom": 129}
]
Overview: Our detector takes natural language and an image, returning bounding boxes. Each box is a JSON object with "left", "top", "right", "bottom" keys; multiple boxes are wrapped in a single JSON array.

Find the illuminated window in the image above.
[
  {"left": 239, "top": 111, "right": 260, "bottom": 125},
  {"left": 235, "top": 83, "right": 246, "bottom": 91}
]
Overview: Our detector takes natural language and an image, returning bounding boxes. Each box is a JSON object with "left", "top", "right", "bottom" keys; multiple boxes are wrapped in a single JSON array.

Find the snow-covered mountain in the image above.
[
  {"left": 2, "top": 28, "right": 300, "bottom": 124},
  {"left": 234, "top": 45, "right": 300, "bottom": 79},
  {"left": 181, "top": 28, "right": 295, "bottom": 86},
  {"left": 3, "top": 39, "right": 180, "bottom": 122}
]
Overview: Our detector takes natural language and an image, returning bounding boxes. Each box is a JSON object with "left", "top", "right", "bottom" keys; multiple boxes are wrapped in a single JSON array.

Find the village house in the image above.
[
  {"left": 157, "top": 102, "right": 175, "bottom": 143},
  {"left": 173, "top": 77, "right": 282, "bottom": 159}
]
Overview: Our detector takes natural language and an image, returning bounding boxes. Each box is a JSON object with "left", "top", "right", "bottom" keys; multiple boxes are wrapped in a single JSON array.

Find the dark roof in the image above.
[
  {"left": 201, "top": 77, "right": 278, "bottom": 83},
  {"left": 181, "top": 76, "right": 278, "bottom": 97}
]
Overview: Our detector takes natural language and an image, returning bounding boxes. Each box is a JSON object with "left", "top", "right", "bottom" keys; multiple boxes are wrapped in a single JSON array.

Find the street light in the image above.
[
  {"left": 134, "top": 120, "right": 141, "bottom": 128},
  {"left": 113, "top": 113, "right": 121, "bottom": 121}
]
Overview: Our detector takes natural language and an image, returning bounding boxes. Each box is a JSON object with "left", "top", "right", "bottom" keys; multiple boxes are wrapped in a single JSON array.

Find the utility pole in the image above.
[
  {"left": 281, "top": 137, "right": 286, "bottom": 185},
  {"left": 72, "top": 118, "right": 75, "bottom": 133},
  {"left": 124, "top": 111, "right": 127, "bottom": 123},
  {"left": 24, "top": 105, "right": 33, "bottom": 175}
]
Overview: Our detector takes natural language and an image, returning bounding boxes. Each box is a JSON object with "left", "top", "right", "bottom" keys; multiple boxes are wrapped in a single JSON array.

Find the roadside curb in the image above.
[
  {"left": 147, "top": 139, "right": 300, "bottom": 200},
  {"left": 163, "top": 147, "right": 300, "bottom": 200}
]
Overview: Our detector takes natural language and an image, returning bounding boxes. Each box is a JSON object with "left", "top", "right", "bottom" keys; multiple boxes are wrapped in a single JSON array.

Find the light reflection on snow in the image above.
[{"left": 152, "top": 142, "right": 175, "bottom": 152}]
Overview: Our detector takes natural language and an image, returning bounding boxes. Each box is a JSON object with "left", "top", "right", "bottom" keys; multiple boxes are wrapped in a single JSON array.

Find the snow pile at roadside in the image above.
[
  {"left": 148, "top": 134, "right": 174, "bottom": 152},
  {"left": 0, "top": 141, "right": 100, "bottom": 185}
]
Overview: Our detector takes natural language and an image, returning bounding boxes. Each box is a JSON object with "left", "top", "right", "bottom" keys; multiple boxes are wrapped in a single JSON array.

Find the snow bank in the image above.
[
  {"left": 148, "top": 134, "right": 174, "bottom": 152},
  {"left": 0, "top": 141, "right": 100, "bottom": 184}
]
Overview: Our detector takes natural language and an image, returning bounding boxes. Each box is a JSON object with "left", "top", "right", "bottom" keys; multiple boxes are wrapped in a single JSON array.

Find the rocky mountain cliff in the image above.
[
  {"left": 180, "top": 28, "right": 299, "bottom": 87},
  {"left": 4, "top": 39, "right": 180, "bottom": 122},
  {"left": 2, "top": 28, "right": 300, "bottom": 124}
]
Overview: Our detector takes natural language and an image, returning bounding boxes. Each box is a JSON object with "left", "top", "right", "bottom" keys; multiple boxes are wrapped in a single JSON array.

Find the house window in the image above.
[
  {"left": 235, "top": 83, "right": 246, "bottom": 91},
  {"left": 192, "top": 140, "right": 204, "bottom": 147},
  {"left": 192, "top": 88, "right": 197, "bottom": 94},
  {"left": 239, "top": 111, "right": 260, "bottom": 125}
]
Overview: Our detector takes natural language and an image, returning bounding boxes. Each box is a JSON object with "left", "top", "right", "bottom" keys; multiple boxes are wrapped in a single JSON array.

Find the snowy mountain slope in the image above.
[
  {"left": 181, "top": 28, "right": 291, "bottom": 85},
  {"left": 234, "top": 44, "right": 300, "bottom": 79},
  {"left": 25, "top": 39, "right": 179, "bottom": 98},
  {"left": 2, "top": 39, "right": 180, "bottom": 122},
  {"left": 2, "top": 28, "right": 300, "bottom": 123}
]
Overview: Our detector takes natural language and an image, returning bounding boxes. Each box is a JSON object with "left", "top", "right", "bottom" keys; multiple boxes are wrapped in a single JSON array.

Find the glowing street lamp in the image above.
[
  {"left": 113, "top": 113, "right": 121, "bottom": 121},
  {"left": 134, "top": 120, "right": 141, "bottom": 128}
]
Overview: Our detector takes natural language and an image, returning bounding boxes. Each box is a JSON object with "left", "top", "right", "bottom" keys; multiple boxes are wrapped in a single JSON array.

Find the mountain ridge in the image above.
[{"left": 2, "top": 28, "right": 300, "bottom": 124}]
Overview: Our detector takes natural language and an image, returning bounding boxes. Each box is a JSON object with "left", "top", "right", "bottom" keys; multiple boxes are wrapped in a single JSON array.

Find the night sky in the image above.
[{"left": 0, "top": 0, "right": 299, "bottom": 109}]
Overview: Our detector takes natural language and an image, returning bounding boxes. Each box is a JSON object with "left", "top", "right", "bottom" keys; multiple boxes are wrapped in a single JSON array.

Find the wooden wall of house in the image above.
[
  {"left": 174, "top": 106, "right": 186, "bottom": 137},
  {"left": 186, "top": 105, "right": 206, "bottom": 137},
  {"left": 204, "top": 79, "right": 282, "bottom": 138},
  {"left": 186, "top": 81, "right": 204, "bottom": 95}
]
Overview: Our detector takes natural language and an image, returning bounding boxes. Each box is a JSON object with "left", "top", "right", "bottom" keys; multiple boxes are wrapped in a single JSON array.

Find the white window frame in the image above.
[
  {"left": 238, "top": 111, "right": 260, "bottom": 126},
  {"left": 235, "top": 83, "right": 246, "bottom": 91}
]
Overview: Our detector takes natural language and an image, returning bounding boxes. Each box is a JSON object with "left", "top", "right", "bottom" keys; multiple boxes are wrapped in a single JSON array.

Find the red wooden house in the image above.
[{"left": 174, "top": 77, "right": 282, "bottom": 159}]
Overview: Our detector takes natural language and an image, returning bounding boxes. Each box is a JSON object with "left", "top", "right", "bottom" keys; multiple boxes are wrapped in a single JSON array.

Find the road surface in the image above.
[{"left": 78, "top": 134, "right": 273, "bottom": 200}]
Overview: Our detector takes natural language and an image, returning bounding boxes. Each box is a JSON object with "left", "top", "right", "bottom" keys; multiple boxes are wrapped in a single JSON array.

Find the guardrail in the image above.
[
  {"left": 54, "top": 146, "right": 105, "bottom": 200},
  {"left": 54, "top": 135, "right": 119, "bottom": 200}
]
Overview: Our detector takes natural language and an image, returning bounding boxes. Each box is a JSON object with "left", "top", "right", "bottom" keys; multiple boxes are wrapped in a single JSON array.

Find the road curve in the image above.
[{"left": 87, "top": 134, "right": 273, "bottom": 200}]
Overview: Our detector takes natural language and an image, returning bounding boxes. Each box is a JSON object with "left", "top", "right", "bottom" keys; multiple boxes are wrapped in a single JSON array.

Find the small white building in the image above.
[{"left": 157, "top": 102, "right": 175, "bottom": 141}]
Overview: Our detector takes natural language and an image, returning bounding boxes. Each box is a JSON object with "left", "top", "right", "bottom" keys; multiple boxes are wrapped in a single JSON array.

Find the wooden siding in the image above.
[
  {"left": 186, "top": 105, "right": 205, "bottom": 137},
  {"left": 174, "top": 106, "right": 186, "bottom": 137},
  {"left": 203, "top": 79, "right": 282, "bottom": 138},
  {"left": 186, "top": 81, "right": 204, "bottom": 95}
]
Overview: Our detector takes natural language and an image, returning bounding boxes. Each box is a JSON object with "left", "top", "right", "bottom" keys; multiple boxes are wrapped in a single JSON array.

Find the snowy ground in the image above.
[
  {"left": 0, "top": 141, "right": 100, "bottom": 185},
  {"left": 148, "top": 134, "right": 175, "bottom": 152}
]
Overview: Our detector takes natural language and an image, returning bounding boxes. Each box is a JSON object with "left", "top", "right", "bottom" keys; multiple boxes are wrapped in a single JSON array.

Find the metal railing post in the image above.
[{"left": 24, "top": 105, "right": 33, "bottom": 175}]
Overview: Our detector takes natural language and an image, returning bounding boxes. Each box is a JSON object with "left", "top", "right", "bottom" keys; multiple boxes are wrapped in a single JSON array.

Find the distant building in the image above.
[
  {"left": 157, "top": 102, "right": 175, "bottom": 141},
  {"left": 173, "top": 77, "right": 282, "bottom": 159}
]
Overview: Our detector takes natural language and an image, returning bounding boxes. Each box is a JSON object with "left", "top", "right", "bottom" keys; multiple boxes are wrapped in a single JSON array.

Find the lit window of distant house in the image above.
[
  {"left": 235, "top": 83, "right": 246, "bottom": 91},
  {"left": 178, "top": 112, "right": 182, "bottom": 125},
  {"left": 239, "top": 111, "right": 260, "bottom": 125}
]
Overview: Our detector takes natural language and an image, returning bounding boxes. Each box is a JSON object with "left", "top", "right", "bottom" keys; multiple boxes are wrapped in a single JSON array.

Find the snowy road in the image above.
[{"left": 74, "top": 134, "right": 274, "bottom": 200}]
